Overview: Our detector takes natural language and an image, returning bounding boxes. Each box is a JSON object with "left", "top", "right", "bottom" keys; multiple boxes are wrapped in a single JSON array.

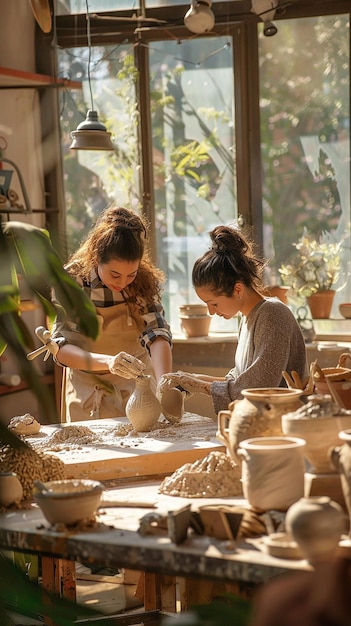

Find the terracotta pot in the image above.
[
  {"left": 266, "top": 285, "right": 290, "bottom": 304},
  {"left": 179, "top": 304, "right": 208, "bottom": 317},
  {"left": 217, "top": 387, "right": 303, "bottom": 461},
  {"left": 237, "top": 435, "right": 306, "bottom": 512},
  {"left": 307, "top": 289, "right": 335, "bottom": 319},
  {"left": 179, "top": 314, "right": 211, "bottom": 337},
  {"left": 126, "top": 374, "right": 161, "bottom": 432},
  {"left": 285, "top": 496, "right": 346, "bottom": 563}
]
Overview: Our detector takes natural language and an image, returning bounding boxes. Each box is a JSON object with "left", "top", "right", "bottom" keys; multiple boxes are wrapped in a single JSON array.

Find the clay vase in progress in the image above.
[
  {"left": 285, "top": 496, "right": 346, "bottom": 563},
  {"left": 217, "top": 387, "right": 303, "bottom": 461},
  {"left": 329, "top": 429, "right": 351, "bottom": 535},
  {"left": 159, "top": 387, "right": 185, "bottom": 424},
  {"left": 237, "top": 436, "right": 306, "bottom": 512},
  {"left": 0, "top": 472, "right": 23, "bottom": 507},
  {"left": 126, "top": 375, "right": 162, "bottom": 432}
]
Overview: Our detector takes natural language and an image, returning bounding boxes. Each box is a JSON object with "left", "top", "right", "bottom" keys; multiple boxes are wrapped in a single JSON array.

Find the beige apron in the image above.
[{"left": 61, "top": 301, "right": 154, "bottom": 422}]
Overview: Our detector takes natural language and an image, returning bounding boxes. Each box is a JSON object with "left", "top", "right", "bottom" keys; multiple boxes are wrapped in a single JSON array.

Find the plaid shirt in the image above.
[{"left": 54, "top": 268, "right": 172, "bottom": 354}]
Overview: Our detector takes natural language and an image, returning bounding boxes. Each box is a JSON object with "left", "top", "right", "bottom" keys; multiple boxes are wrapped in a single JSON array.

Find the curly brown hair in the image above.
[{"left": 66, "top": 206, "right": 166, "bottom": 304}]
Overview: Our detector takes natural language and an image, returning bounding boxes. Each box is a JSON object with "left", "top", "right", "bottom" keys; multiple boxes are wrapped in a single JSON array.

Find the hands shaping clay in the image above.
[
  {"left": 156, "top": 371, "right": 211, "bottom": 424},
  {"left": 109, "top": 351, "right": 146, "bottom": 379}
]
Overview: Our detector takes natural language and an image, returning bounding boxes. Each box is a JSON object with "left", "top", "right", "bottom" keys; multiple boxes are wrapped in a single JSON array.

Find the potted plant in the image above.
[{"left": 278, "top": 228, "right": 345, "bottom": 318}]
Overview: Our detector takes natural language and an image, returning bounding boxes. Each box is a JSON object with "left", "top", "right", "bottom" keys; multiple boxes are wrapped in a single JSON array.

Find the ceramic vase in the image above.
[
  {"left": 0, "top": 472, "right": 23, "bottom": 507},
  {"left": 285, "top": 496, "right": 345, "bottom": 563},
  {"left": 217, "top": 387, "right": 303, "bottom": 461},
  {"left": 126, "top": 374, "right": 161, "bottom": 432},
  {"left": 329, "top": 429, "right": 351, "bottom": 535},
  {"left": 236, "top": 435, "right": 306, "bottom": 512}
]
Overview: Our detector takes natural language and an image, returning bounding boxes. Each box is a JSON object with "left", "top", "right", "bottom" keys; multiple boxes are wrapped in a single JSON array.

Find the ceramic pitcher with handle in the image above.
[{"left": 217, "top": 387, "right": 303, "bottom": 462}]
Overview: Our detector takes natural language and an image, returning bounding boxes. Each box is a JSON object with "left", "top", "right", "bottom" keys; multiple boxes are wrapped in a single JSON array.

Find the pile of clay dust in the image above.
[{"left": 159, "top": 450, "right": 242, "bottom": 498}]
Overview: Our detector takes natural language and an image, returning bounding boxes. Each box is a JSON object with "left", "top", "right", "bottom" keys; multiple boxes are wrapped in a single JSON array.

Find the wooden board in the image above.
[{"left": 26, "top": 413, "right": 225, "bottom": 481}]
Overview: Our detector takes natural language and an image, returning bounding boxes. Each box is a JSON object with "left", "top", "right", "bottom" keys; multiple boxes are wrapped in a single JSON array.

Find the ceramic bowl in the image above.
[
  {"left": 263, "top": 532, "right": 304, "bottom": 560},
  {"left": 34, "top": 479, "right": 104, "bottom": 525},
  {"left": 179, "top": 314, "right": 211, "bottom": 337},
  {"left": 339, "top": 303, "right": 351, "bottom": 319},
  {"left": 179, "top": 303, "right": 208, "bottom": 317}
]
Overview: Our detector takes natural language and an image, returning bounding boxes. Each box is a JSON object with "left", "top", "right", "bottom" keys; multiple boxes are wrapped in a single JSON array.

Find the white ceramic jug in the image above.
[{"left": 237, "top": 435, "right": 306, "bottom": 512}]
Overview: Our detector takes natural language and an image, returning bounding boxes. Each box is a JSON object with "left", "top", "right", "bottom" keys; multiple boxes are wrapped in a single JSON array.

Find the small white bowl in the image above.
[
  {"left": 34, "top": 479, "right": 104, "bottom": 525},
  {"left": 263, "top": 532, "right": 304, "bottom": 560},
  {"left": 339, "top": 303, "right": 351, "bottom": 319}
]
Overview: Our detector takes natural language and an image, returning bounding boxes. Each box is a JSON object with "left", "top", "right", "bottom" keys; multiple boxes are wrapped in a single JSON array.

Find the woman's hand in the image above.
[
  {"left": 157, "top": 371, "right": 212, "bottom": 397},
  {"left": 109, "top": 352, "right": 146, "bottom": 379}
]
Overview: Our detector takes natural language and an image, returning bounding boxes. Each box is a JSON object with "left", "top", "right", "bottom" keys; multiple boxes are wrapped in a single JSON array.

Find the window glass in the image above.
[
  {"left": 259, "top": 15, "right": 350, "bottom": 317},
  {"left": 58, "top": 36, "right": 237, "bottom": 334},
  {"left": 56, "top": 0, "right": 193, "bottom": 15},
  {"left": 58, "top": 44, "right": 141, "bottom": 254},
  {"left": 148, "top": 38, "right": 237, "bottom": 332}
]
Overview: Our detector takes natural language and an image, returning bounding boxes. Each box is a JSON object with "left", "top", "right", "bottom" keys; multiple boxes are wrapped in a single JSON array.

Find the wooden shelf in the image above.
[
  {"left": 0, "top": 373, "right": 55, "bottom": 396},
  {"left": 0, "top": 66, "right": 82, "bottom": 89}
]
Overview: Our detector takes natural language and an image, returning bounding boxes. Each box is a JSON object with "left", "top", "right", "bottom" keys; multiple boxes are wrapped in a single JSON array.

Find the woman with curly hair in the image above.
[
  {"left": 157, "top": 223, "right": 308, "bottom": 415},
  {"left": 53, "top": 206, "right": 172, "bottom": 422}
]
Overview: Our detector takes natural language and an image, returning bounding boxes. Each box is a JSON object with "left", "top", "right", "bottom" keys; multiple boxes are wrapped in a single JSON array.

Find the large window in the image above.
[
  {"left": 57, "top": 8, "right": 351, "bottom": 332},
  {"left": 259, "top": 14, "right": 350, "bottom": 316},
  {"left": 58, "top": 36, "right": 237, "bottom": 332}
]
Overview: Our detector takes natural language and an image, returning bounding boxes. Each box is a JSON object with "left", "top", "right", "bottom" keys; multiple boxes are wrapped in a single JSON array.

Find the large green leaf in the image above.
[{"left": 2, "top": 222, "right": 99, "bottom": 339}]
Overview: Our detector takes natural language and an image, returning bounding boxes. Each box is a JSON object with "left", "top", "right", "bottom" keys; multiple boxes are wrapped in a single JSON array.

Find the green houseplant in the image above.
[
  {"left": 0, "top": 221, "right": 103, "bottom": 624},
  {"left": 278, "top": 229, "right": 345, "bottom": 318}
]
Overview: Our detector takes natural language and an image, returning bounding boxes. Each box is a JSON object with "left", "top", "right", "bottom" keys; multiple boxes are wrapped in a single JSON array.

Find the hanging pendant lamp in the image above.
[
  {"left": 70, "top": 110, "right": 114, "bottom": 150},
  {"left": 70, "top": 3, "right": 114, "bottom": 151}
]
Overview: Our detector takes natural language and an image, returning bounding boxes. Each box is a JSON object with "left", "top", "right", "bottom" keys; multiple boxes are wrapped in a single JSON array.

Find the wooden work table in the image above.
[
  {"left": 0, "top": 480, "right": 311, "bottom": 593},
  {"left": 0, "top": 413, "right": 315, "bottom": 621}
]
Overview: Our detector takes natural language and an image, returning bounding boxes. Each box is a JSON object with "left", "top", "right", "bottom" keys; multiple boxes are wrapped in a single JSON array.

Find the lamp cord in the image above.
[{"left": 86, "top": 0, "right": 94, "bottom": 111}]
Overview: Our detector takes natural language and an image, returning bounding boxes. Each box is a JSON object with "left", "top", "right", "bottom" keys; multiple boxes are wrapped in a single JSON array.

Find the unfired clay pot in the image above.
[
  {"left": 34, "top": 479, "right": 104, "bottom": 525},
  {"left": 217, "top": 387, "right": 303, "bottom": 461},
  {"left": 126, "top": 374, "right": 162, "bottom": 432},
  {"left": 282, "top": 395, "right": 351, "bottom": 473},
  {"left": 237, "top": 435, "right": 306, "bottom": 512},
  {"left": 0, "top": 472, "right": 23, "bottom": 507},
  {"left": 285, "top": 496, "right": 346, "bottom": 563},
  {"left": 329, "top": 429, "right": 351, "bottom": 535}
]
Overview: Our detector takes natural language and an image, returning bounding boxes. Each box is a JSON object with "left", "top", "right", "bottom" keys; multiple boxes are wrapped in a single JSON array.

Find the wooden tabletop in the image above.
[
  {"left": 0, "top": 481, "right": 311, "bottom": 585},
  {"left": 26, "top": 413, "right": 225, "bottom": 481}
]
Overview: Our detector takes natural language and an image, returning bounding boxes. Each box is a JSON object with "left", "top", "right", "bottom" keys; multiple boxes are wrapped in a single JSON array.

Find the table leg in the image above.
[{"left": 41, "top": 556, "right": 76, "bottom": 600}]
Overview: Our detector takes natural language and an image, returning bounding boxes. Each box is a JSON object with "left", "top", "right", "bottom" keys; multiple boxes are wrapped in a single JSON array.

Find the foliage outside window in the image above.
[
  {"left": 58, "top": 12, "right": 350, "bottom": 329},
  {"left": 259, "top": 14, "right": 350, "bottom": 315},
  {"left": 58, "top": 37, "right": 237, "bottom": 333}
]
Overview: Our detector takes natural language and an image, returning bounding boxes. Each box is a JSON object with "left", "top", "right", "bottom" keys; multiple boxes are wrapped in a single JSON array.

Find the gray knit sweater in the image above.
[{"left": 211, "top": 298, "right": 309, "bottom": 414}]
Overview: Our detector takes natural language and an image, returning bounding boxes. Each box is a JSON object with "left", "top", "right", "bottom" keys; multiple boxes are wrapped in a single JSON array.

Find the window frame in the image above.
[{"left": 41, "top": 0, "right": 351, "bottom": 264}]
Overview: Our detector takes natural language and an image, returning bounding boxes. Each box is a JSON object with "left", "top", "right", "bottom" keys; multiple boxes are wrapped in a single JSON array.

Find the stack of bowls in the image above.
[{"left": 179, "top": 303, "right": 211, "bottom": 337}]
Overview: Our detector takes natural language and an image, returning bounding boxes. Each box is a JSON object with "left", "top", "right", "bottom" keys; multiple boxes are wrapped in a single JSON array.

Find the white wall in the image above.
[
  {"left": 0, "top": 2, "right": 50, "bottom": 421},
  {"left": 0, "top": 1, "right": 46, "bottom": 228}
]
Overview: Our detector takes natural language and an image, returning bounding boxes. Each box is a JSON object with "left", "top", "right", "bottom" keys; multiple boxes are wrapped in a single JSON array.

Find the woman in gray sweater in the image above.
[{"left": 157, "top": 224, "right": 308, "bottom": 415}]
